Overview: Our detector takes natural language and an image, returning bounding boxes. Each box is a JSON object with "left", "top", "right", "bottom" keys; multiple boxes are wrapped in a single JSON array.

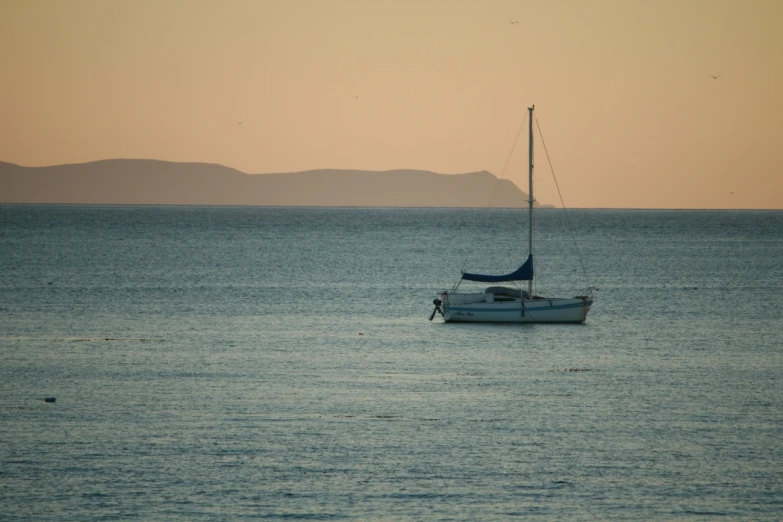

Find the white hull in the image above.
[{"left": 441, "top": 293, "right": 592, "bottom": 324}]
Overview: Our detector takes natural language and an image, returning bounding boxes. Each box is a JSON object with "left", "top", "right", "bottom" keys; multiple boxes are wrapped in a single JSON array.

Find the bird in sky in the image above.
[
  {"left": 710, "top": 74, "right": 721, "bottom": 79},
  {"left": 509, "top": 19, "right": 519, "bottom": 25}
]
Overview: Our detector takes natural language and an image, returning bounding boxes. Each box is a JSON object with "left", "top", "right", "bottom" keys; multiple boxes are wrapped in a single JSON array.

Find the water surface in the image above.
[{"left": 2, "top": 206, "right": 782, "bottom": 520}]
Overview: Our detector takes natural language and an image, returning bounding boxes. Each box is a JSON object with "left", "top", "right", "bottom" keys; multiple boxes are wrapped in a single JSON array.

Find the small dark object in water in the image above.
[{"left": 43, "top": 397, "right": 56, "bottom": 403}]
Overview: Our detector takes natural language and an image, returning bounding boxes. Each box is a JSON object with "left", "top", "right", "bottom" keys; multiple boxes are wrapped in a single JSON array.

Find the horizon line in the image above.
[{"left": 0, "top": 202, "right": 780, "bottom": 212}]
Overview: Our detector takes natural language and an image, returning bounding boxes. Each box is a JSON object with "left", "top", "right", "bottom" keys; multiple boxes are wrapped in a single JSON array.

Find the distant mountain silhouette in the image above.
[{"left": 0, "top": 159, "right": 550, "bottom": 208}]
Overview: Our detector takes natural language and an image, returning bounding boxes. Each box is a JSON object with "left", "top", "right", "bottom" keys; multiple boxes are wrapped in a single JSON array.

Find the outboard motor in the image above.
[{"left": 429, "top": 298, "right": 444, "bottom": 321}]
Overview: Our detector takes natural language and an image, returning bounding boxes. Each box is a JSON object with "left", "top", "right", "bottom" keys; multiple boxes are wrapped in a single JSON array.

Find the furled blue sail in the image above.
[{"left": 461, "top": 255, "right": 533, "bottom": 282}]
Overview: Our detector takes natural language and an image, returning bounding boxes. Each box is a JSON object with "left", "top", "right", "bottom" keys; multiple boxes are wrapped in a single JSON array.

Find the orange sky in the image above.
[{"left": 1, "top": 0, "right": 781, "bottom": 208}]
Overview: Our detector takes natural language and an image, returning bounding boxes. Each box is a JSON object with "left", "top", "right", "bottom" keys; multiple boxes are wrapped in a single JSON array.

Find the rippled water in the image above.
[{"left": 1, "top": 205, "right": 782, "bottom": 520}]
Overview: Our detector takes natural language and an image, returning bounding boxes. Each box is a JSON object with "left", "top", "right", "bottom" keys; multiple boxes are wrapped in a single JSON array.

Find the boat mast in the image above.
[{"left": 528, "top": 105, "right": 534, "bottom": 296}]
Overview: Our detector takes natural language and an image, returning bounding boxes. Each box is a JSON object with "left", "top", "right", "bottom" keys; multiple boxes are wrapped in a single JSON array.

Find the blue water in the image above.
[{"left": 1, "top": 205, "right": 782, "bottom": 520}]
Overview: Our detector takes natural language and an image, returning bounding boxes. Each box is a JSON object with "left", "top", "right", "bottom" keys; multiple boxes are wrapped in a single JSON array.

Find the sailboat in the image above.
[{"left": 430, "top": 105, "right": 594, "bottom": 324}]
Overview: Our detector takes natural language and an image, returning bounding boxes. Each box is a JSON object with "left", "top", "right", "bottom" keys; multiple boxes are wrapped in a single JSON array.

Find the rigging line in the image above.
[
  {"left": 459, "top": 111, "right": 530, "bottom": 274},
  {"left": 534, "top": 116, "right": 592, "bottom": 287},
  {"left": 485, "top": 110, "right": 530, "bottom": 209}
]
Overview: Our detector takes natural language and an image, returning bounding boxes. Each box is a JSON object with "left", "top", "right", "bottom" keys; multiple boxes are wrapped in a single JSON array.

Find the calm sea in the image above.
[{"left": 1, "top": 205, "right": 782, "bottom": 520}]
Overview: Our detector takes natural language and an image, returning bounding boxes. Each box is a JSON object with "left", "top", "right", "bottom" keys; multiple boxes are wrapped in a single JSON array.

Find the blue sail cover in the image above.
[{"left": 461, "top": 255, "right": 534, "bottom": 282}]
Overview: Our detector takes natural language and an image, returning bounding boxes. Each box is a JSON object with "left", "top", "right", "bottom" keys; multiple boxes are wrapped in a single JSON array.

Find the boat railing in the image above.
[{"left": 575, "top": 286, "right": 597, "bottom": 298}]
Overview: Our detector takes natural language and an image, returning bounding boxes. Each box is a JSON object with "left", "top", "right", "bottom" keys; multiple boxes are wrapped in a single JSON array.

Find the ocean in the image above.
[{"left": 1, "top": 205, "right": 782, "bottom": 520}]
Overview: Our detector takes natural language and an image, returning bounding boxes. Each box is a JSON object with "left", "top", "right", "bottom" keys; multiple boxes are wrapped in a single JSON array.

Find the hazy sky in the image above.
[{"left": 2, "top": 0, "right": 781, "bottom": 208}]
